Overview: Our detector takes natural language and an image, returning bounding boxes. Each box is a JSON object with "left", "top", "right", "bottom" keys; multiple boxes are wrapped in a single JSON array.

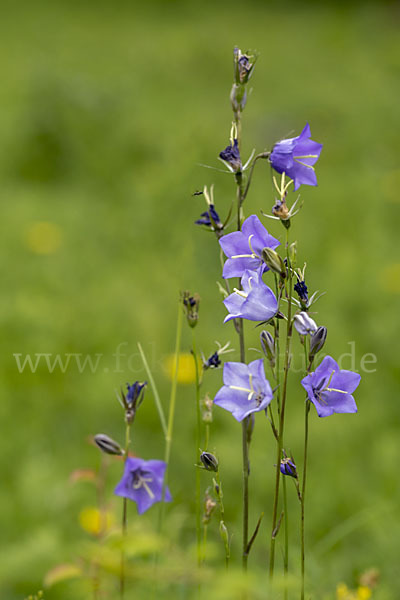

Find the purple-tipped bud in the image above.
[
  {"left": 280, "top": 457, "right": 297, "bottom": 478},
  {"left": 94, "top": 433, "right": 124, "bottom": 456},
  {"left": 309, "top": 326, "right": 328, "bottom": 359},
  {"left": 200, "top": 451, "right": 219, "bottom": 472},
  {"left": 219, "top": 139, "right": 242, "bottom": 173},
  {"left": 182, "top": 291, "right": 200, "bottom": 328},
  {"left": 260, "top": 330, "right": 275, "bottom": 367},
  {"left": 262, "top": 247, "right": 286, "bottom": 278}
]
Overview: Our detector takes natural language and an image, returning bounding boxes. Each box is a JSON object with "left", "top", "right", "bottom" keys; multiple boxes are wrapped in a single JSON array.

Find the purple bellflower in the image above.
[
  {"left": 270, "top": 124, "right": 323, "bottom": 191},
  {"left": 214, "top": 359, "right": 273, "bottom": 422},
  {"left": 223, "top": 269, "right": 278, "bottom": 324},
  {"left": 114, "top": 457, "right": 172, "bottom": 514},
  {"left": 301, "top": 356, "right": 361, "bottom": 418},
  {"left": 219, "top": 215, "right": 280, "bottom": 279}
]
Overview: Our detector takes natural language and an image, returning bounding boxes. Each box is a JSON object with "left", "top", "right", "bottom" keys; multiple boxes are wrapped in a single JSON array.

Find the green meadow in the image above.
[{"left": 1, "top": 1, "right": 399, "bottom": 598}]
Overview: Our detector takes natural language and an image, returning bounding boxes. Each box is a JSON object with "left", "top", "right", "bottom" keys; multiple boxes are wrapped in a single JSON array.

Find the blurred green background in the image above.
[{"left": 1, "top": 0, "right": 400, "bottom": 598}]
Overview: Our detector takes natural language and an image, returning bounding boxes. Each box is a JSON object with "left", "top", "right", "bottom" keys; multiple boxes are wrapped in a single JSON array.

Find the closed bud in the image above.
[
  {"left": 262, "top": 247, "right": 286, "bottom": 278},
  {"left": 309, "top": 326, "right": 327, "bottom": 359},
  {"left": 200, "top": 451, "right": 219, "bottom": 472},
  {"left": 293, "top": 312, "right": 318, "bottom": 336},
  {"left": 182, "top": 291, "right": 200, "bottom": 328},
  {"left": 260, "top": 330, "right": 275, "bottom": 366},
  {"left": 94, "top": 433, "right": 124, "bottom": 456},
  {"left": 289, "top": 241, "right": 297, "bottom": 267},
  {"left": 230, "top": 83, "right": 247, "bottom": 114},
  {"left": 201, "top": 394, "right": 213, "bottom": 423},
  {"left": 280, "top": 457, "right": 297, "bottom": 478},
  {"left": 219, "top": 520, "right": 230, "bottom": 555}
]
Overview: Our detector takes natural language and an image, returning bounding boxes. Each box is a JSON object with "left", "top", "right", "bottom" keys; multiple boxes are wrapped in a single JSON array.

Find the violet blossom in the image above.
[
  {"left": 214, "top": 359, "right": 273, "bottom": 422},
  {"left": 270, "top": 124, "right": 323, "bottom": 191},
  {"left": 293, "top": 312, "right": 318, "bottom": 336},
  {"left": 301, "top": 356, "right": 361, "bottom": 418},
  {"left": 223, "top": 269, "right": 278, "bottom": 324},
  {"left": 114, "top": 457, "right": 172, "bottom": 514},
  {"left": 219, "top": 215, "right": 280, "bottom": 279}
]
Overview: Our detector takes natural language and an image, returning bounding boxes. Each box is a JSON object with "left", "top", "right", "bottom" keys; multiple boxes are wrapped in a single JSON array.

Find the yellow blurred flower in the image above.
[
  {"left": 163, "top": 352, "right": 202, "bottom": 384},
  {"left": 25, "top": 221, "right": 62, "bottom": 255},
  {"left": 357, "top": 586, "right": 372, "bottom": 600},
  {"left": 79, "top": 506, "right": 115, "bottom": 536},
  {"left": 380, "top": 263, "right": 400, "bottom": 294}
]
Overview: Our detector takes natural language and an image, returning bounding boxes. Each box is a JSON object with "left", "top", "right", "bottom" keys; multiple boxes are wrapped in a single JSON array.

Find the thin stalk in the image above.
[
  {"left": 301, "top": 338, "right": 313, "bottom": 600},
  {"left": 120, "top": 420, "right": 132, "bottom": 599},
  {"left": 283, "top": 476, "right": 289, "bottom": 600},
  {"left": 191, "top": 328, "right": 202, "bottom": 566},
  {"left": 137, "top": 342, "right": 167, "bottom": 437},
  {"left": 153, "top": 299, "right": 183, "bottom": 591},
  {"left": 269, "top": 227, "right": 293, "bottom": 579}
]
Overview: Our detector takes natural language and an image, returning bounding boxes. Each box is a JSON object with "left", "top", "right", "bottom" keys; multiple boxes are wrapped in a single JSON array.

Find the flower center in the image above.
[
  {"left": 312, "top": 370, "right": 348, "bottom": 405},
  {"left": 231, "top": 234, "right": 259, "bottom": 260},
  {"left": 229, "top": 373, "right": 265, "bottom": 404},
  {"left": 132, "top": 472, "right": 155, "bottom": 499}
]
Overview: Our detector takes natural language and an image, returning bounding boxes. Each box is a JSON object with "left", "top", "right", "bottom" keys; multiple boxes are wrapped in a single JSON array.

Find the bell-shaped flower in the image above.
[
  {"left": 214, "top": 359, "right": 273, "bottom": 422},
  {"left": 270, "top": 124, "right": 323, "bottom": 191},
  {"left": 114, "top": 457, "right": 172, "bottom": 514},
  {"left": 301, "top": 356, "right": 361, "bottom": 418},
  {"left": 223, "top": 270, "right": 278, "bottom": 324},
  {"left": 219, "top": 215, "right": 280, "bottom": 279}
]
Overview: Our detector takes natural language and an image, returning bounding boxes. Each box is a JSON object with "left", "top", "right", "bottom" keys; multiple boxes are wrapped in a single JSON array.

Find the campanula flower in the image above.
[
  {"left": 214, "top": 359, "right": 273, "bottom": 422},
  {"left": 114, "top": 457, "right": 172, "bottom": 514},
  {"left": 293, "top": 312, "right": 318, "bottom": 336},
  {"left": 294, "top": 280, "right": 309, "bottom": 304},
  {"left": 219, "top": 215, "right": 280, "bottom": 279},
  {"left": 301, "top": 356, "right": 361, "bottom": 418},
  {"left": 223, "top": 269, "right": 278, "bottom": 324},
  {"left": 219, "top": 138, "right": 242, "bottom": 173},
  {"left": 270, "top": 124, "right": 322, "bottom": 191}
]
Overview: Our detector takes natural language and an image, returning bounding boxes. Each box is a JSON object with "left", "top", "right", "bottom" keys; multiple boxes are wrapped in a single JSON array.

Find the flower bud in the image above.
[
  {"left": 219, "top": 520, "right": 230, "bottom": 555},
  {"left": 200, "top": 451, "right": 219, "bottom": 472},
  {"left": 293, "top": 312, "right": 318, "bottom": 336},
  {"left": 182, "top": 291, "right": 200, "bottom": 328},
  {"left": 262, "top": 247, "right": 286, "bottom": 278},
  {"left": 289, "top": 241, "right": 297, "bottom": 268},
  {"left": 94, "top": 433, "right": 124, "bottom": 456},
  {"left": 309, "top": 326, "right": 327, "bottom": 359},
  {"left": 230, "top": 83, "right": 247, "bottom": 114},
  {"left": 280, "top": 457, "right": 297, "bottom": 478},
  {"left": 233, "top": 47, "right": 257, "bottom": 85},
  {"left": 201, "top": 394, "right": 213, "bottom": 423},
  {"left": 260, "top": 330, "right": 275, "bottom": 367}
]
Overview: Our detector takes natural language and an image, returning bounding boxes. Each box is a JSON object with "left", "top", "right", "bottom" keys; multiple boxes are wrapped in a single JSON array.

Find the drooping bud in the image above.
[
  {"left": 182, "top": 291, "right": 200, "bottom": 328},
  {"left": 260, "top": 330, "right": 275, "bottom": 367},
  {"left": 280, "top": 457, "right": 297, "bottom": 478},
  {"left": 293, "top": 312, "right": 318, "bottom": 336},
  {"left": 200, "top": 451, "right": 219, "bottom": 472},
  {"left": 262, "top": 247, "right": 286, "bottom": 278},
  {"left": 94, "top": 433, "right": 124, "bottom": 456},
  {"left": 309, "top": 326, "right": 327, "bottom": 359}
]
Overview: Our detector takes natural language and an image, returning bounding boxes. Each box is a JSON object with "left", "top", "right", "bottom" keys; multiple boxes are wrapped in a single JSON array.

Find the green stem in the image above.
[
  {"left": 192, "top": 328, "right": 202, "bottom": 567},
  {"left": 137, "top": 342, "right": 167, "bottom": 437},
  {"left": 120, "top": 420, "right": 132, "bottom": 599},
  {"left": 283, "top": 476, "right": 289, "bottom": 600},
  {"left": 269, "top": 227, "right": 293, "bottom": 579},
  {"left": 301, "top": 338, "right": 313, "bottom": 600}
]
